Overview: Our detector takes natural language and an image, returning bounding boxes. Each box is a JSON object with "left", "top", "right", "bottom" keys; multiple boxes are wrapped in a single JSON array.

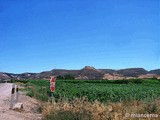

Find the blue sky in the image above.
[{"left": 0, "top": 0, "right": 159, "bottom": 73}]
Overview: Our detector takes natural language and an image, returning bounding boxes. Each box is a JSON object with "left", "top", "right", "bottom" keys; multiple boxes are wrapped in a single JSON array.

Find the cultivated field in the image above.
[{"left": 16, "top": 79, "right": 160, "bottom": 120}]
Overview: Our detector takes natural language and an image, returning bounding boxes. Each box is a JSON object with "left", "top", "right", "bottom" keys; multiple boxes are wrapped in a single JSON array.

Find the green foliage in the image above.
[
  {"left": 21, "top": 79, "right": 160, "bottom": 103},
  {"left": 56, "top": 75, "right": 64, "bottom": 80},
  {"left": 57, "top": 74, "right": 75, "bottom": 80},
  {"left": 64, "top": 74, "right": 75, "bottom": 80}
]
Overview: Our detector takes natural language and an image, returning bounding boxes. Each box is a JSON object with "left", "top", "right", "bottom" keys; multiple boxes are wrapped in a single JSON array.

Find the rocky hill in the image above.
[
  {"left": 148, "top": 69, "right": 160, "bottom": 75},
  {"left": 116, "top": 68, "right": 148, "bottom": 77},
  {"left": 0, "top": 66, "right": 160, "bottom": 81}
]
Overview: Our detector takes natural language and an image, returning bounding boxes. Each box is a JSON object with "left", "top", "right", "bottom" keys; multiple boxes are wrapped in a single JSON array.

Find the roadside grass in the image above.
[{"left": 41, "top": 98, "right": 160, "bottom": 120}]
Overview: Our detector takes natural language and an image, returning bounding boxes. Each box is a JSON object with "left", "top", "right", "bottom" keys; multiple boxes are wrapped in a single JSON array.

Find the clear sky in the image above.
[{"left": 0, "top": 0, "right": 159, "bottom": 73}]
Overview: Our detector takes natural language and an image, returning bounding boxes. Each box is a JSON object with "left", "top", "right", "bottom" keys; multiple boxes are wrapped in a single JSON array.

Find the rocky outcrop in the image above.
[{"left": 78, "top": 66, "right": 104, "bottom": 79}]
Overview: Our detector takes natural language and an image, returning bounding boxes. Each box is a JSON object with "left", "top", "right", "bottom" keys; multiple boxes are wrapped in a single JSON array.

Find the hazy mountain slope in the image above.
[
  {"left": 116, "top": 68, "right": 148, "bottom": 77},
  {"left": 0, "top": 66, "right": 160, "bottom": 80},
  {"left": 149, "top": 69, "right": 160, "bottom": 75}
]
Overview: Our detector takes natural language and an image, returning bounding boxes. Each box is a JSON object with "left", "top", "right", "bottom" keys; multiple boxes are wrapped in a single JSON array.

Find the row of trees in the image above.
[{"left": 56, "top": 74, "right": 75, "bottom": 80}]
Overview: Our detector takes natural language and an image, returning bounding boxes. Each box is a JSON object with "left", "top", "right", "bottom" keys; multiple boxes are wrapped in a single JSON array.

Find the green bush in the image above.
[{"left": 57, "top": 74, "right": 75, "bottom": 80}]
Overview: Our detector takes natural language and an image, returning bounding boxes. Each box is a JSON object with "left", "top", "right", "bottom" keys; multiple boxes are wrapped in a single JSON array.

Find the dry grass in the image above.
[
  {"left": 41, "top": 98, "right": 160, "bottom": 120},
  {"left": 42, "top": 97, "right": 107, "bottom": 120}
]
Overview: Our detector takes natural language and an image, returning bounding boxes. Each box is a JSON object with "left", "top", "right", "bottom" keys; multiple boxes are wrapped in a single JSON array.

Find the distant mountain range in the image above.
[{"left": 0, "top": 66, "right": 160, "bottom": 81}]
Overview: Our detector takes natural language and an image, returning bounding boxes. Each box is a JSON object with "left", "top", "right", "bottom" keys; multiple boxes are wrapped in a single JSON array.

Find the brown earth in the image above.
[{"left": 0, "top": 83, "right": 42, "bottom": 120}]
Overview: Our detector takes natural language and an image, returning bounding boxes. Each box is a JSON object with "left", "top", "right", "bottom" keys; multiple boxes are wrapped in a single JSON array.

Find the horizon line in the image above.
[{"left": 0, "top": 66, "right": 159, "bottom": 74}]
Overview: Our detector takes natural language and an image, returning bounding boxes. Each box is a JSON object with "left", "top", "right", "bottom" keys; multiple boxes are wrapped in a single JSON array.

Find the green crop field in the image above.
[{"left": 18, "top": 79, "right": 160, "bottom": 103}]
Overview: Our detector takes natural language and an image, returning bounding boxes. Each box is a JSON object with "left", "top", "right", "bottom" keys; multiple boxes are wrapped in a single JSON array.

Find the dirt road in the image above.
[
  {"left": 0, "top": 83, "right": 42, "bottom": 120},
  {"left": 0, "top": 83, "right": 12, "bottom": 103}
]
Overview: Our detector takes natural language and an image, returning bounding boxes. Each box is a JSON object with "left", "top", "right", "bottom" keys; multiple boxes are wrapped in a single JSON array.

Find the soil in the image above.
[{"left": 0, "top": 83, "right": 42, "bottom": 120}]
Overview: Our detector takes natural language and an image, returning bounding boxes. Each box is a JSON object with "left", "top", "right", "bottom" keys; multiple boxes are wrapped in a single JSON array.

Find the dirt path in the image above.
[
  {"left": 0, "top": 83, "right": 12, "bottom": 103},
  {"left": 0, "top": 83, "right": 42, "bottom": 120}
]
